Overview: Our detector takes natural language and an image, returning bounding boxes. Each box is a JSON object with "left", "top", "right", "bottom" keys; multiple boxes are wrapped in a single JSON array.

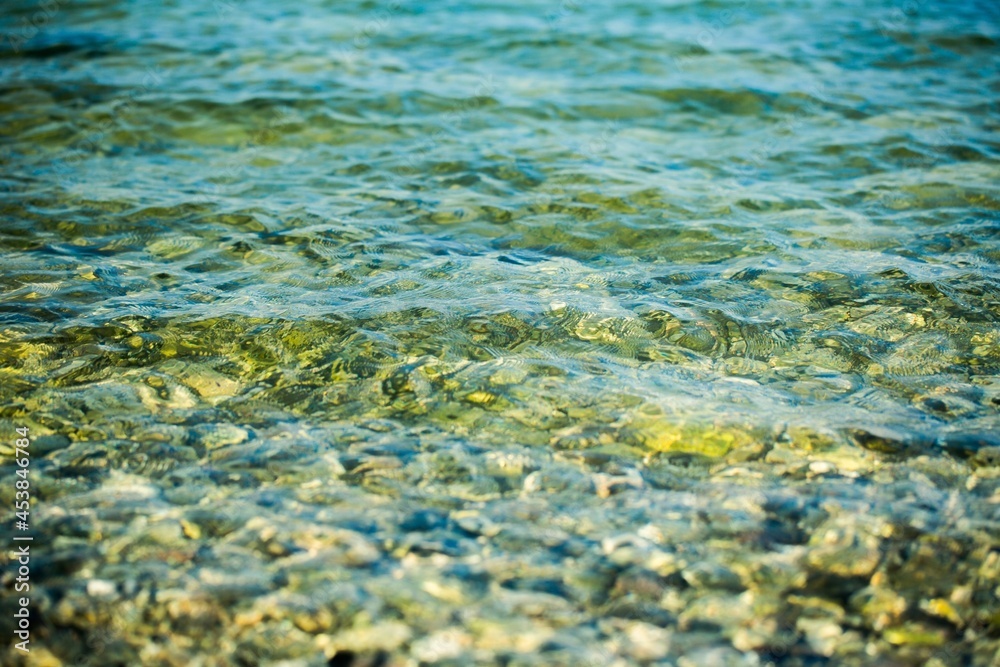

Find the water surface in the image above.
[{"left": 1, "top": 0, "right": 999, "bottom": 665}]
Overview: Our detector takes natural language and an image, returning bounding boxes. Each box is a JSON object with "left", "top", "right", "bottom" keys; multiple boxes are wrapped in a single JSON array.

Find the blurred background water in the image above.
[{"left": 1, "top": 0, "right": 999, "bottom": 665}]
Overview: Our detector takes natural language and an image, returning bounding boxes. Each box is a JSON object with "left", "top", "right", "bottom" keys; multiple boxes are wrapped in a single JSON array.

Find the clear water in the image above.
[{"left": 1, "top": 0, "right": 999, "bottom": 665}]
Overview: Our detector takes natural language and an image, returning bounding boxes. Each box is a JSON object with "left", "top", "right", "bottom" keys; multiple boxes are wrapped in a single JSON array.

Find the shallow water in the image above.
[{"left": 1, "top": 0, "right": 999, "bottom": 665}]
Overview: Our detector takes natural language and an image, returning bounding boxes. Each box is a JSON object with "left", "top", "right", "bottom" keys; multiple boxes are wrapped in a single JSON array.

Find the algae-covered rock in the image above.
[
  {"left": 882, "top": 623, "right": 948, "bottom": 647},
  {"left": 634, "top": 413, "right": 760, "bottom": 458},
  {"left": 851, "top": 585, "right": 907, "bottom": 631}
]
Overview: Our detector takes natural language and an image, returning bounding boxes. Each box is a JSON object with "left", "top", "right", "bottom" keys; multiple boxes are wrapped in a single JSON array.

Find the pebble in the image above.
[
  {"left": 85, "top": 579, "right": 117, "bottom": 599},
  {"left": 193, "top": 423, "right": 250, "bottom": 450},
  {"left": 410, "top": 628, "right": 472, "bottom": 662},
  {"left": 621, "top": 621, "right": 672, "bottom": 661},
  {"left": 806, "top": 516, "right": 883, "bottom": 577},
  {"left": 322, "top": 621, "right": 413, "bottom": 654},
  {"left": 681, "top": 562, "right": 744, "bottom": 592},
  {"left": 181, "top": 368, "right": 241, "bottom": 401}
]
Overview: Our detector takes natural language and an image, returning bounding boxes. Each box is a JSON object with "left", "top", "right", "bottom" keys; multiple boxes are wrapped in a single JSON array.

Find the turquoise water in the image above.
[{"left": 1, "top": 0, "right": 999, "bottom": 665}]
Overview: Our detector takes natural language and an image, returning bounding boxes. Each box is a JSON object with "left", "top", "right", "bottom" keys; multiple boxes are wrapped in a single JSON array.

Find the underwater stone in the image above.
[
  {"left": 681, "top": 562, "right": 744, "bottom": 592},
  {"left": 192, "top": 423, "right": 250, "bottom": 450},
  {"left": 882, "top": 623, "right": 948, "bottom": 647},
  {"left": 806, "top": 515, "right": 884, "bottom": 578},
  {"left": 321, "top": 621, "right": 413, "bottom": 655},
  {"left": 850, "top": 585, "right": 907, "bottom": 631},
  {"left": 180, "top": 368, "right": 241, "bottom": 401}
]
